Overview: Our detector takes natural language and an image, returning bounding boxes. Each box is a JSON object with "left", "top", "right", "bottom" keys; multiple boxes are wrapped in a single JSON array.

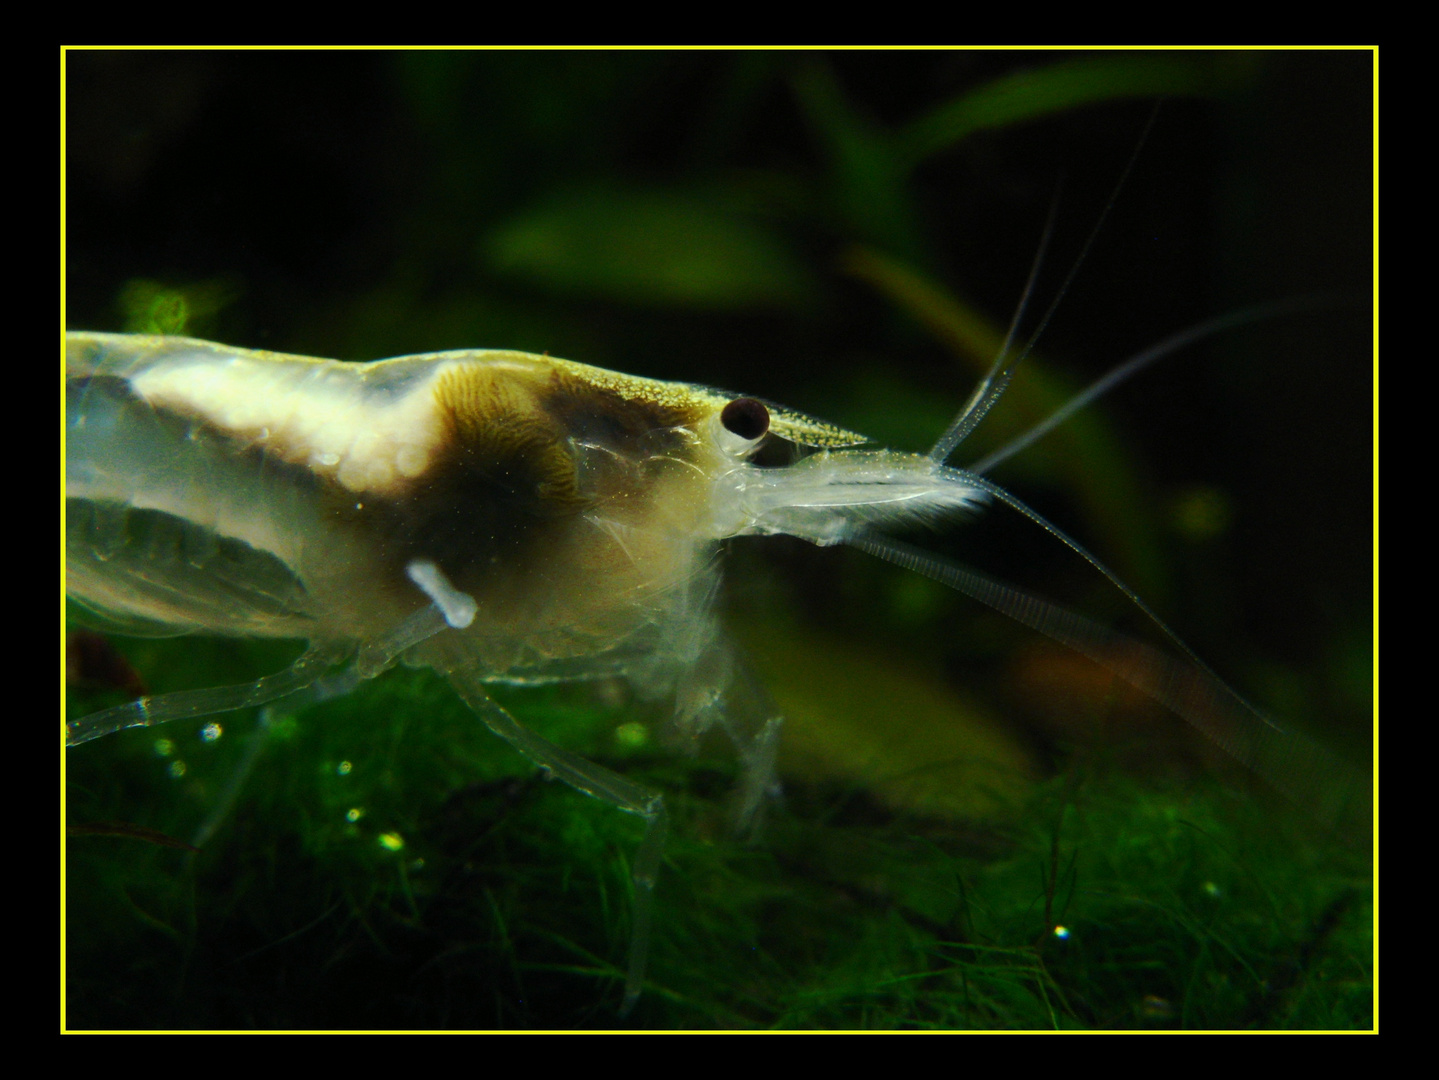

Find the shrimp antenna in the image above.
[
  {"left": 939, "top": 463, "right": 1269, "bottom": 726},
  {"left": 928, "top": 105, "right": 1161, "bottom": 465},
  {"left": 844, "top": 525, "right": 1358, "bottom": 825},
  {"left": 968, "top": 296, "right": 1332, "bottom": 476}
]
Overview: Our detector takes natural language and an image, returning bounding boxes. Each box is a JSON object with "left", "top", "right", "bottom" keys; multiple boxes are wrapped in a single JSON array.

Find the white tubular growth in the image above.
[{"left": 405, "top": 558, "right": 478, "bottom": 630}]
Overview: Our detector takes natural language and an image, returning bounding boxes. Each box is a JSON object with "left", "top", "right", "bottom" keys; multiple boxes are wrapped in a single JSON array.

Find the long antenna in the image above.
[
  {"left": 845, "top": 528, "right": 1361, "bottom": 826},
  {"left": 928, "top": 104, "right": 1162, "bottom": 465},
  {"left": 968, "top": 298, "right": 1328, "bottom": 476}
]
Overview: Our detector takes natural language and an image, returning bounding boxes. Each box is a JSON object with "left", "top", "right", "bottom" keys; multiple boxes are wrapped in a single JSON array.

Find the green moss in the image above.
[{"left": 66, "top": 635, "right": 1369, "bottom": 1029}]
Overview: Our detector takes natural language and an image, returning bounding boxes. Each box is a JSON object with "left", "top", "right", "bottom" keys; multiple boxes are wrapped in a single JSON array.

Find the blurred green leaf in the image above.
[
  {"left": 791, "top": 61, "right": 924, "bottom": 263},
  {"left": 897, "top": 55, "right": 1222, "bottom": 169},
  {"left": 792, "top": 55, "right": 1226, "bottom": 266},
  {"left": 118, "top": 278, "right": 236, "bottom": 336},
  {"left": 742, "top": 614, "right": 1036, "bottom": 822},
  {"left": 483, "top": 186, "right": 819, "bottom": 311}
]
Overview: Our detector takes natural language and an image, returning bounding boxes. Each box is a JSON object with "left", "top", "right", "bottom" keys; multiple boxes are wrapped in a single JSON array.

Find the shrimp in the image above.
[
  {"left": 65, "top": 331, "right": 993, "bottom": 1007},
  {"left": 64, "top": 54, "right": 1371, "bottom": 1030},
  {"left": 64, "top": 312, "right": 1359, "bottom": 1016}
]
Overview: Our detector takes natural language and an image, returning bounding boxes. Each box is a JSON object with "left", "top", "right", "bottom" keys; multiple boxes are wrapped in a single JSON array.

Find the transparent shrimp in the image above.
[{"left": 63, "top": 326, "right": 1354, "bottom": 1015}]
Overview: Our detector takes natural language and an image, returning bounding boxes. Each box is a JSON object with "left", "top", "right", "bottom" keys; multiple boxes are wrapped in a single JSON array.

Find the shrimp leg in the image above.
[
  {"left": 65, "top": 642, "right": 354, "bottom": 746},
  {"left": 67, "top": 566, "right": 475, "bottom": 748},
  {"left": 433, "top": 641, "right": 667, "bottom": 1016}
]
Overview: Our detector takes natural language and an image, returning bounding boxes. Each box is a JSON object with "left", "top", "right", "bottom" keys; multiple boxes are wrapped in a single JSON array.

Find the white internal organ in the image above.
[{"left": 132, "top": 355, "right": 445, "bottom": 494}]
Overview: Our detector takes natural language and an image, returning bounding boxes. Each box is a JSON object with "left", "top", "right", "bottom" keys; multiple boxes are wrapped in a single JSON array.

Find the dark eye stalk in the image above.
[{"left": 720, "top": 397, "right": 769, "bottom": 441}]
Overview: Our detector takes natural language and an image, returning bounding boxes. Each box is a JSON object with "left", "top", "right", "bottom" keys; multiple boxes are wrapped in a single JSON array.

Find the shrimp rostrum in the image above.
[{"left": 63, "top": 329, "right": 1346, "bottom": 1012}]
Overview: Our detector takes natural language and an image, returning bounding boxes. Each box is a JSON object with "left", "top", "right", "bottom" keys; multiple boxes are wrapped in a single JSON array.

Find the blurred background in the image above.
[{"left": 64, "top": 49, "right": 1372, "bottom": 1029}]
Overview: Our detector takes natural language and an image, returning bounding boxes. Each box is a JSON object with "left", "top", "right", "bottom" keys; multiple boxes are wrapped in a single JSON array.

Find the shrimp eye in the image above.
[{"left": 720, "top": 397, "right": 769, "bottom": 441}]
